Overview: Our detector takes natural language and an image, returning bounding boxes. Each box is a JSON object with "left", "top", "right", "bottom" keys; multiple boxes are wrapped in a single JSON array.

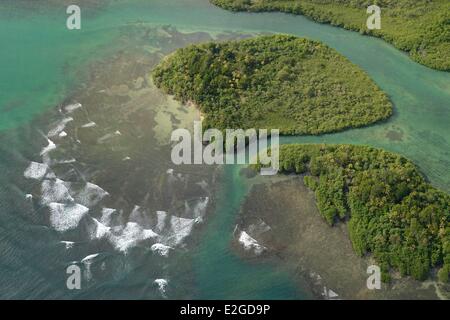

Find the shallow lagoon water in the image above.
[
  {"left": 0, "top": 0, "right": 449, "bottom": 299},
  {"left": 2, "top": 0, "right": 449, "bottom": 188}
]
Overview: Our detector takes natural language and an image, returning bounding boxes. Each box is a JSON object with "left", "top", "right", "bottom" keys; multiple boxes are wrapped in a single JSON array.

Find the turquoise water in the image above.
[
  {"left": 2, "top": 0, "right": 449, "bottom": 188},
  {"left": 0, "top": 0, "right": 449, "bottom": 299},
  {"left": 192, "top": 165, "right": 306, "bottom": 299},
  {"left": 0, "top": 4, "right": 120, "bottom": 131}
]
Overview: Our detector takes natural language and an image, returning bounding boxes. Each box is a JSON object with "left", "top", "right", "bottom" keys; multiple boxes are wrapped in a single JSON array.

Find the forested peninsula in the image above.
[
  {"left": 211, "top": 0, "right": 450, "bottom": 71},
  {"left": 152, "top": 35, "right": 392, "bottom": 134},
  {"left": 257, "top": 144, "right": 450, "bottom": 283}
]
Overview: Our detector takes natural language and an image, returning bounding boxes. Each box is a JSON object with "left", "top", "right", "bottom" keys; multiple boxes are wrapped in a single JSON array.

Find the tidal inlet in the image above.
[{"left": 0, "top": 0, "right": 449, "bottom": 304}]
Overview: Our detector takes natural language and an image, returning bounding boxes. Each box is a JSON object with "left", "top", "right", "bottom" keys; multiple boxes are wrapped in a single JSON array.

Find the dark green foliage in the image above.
[
  {"left": 260, "top": 144, "right": 450, "bottom": 281},
  {"left": 152, "top": 35, "right": 392, "bottom": 134},
  {"left": 438, "top": 265, "right": 449, "bottom": 283},
  {"left": 211, "top": 0, "right": 450, "bottom": 71}
]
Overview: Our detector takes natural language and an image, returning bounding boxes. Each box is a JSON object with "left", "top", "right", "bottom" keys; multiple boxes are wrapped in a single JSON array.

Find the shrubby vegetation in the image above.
[
  {"left": 152, "top": 35, "right": 392, "bottom": 134},
  {"left": 257, "top": 144, "right": 450, "bottom": 282},
  {"left": 211, "top": 0, "right": 450, "bottom": 71}
]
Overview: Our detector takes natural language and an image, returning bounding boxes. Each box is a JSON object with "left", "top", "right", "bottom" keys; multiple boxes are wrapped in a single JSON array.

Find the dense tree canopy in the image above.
[
  {"left": 152, "top": 35, "right": 392, "bottom": 134},
  {"left": 211, "top": 0, "right": 450, "bottom": 71},
  {"left": 257, "top": 144, "right": 450, "bottom": 282}
]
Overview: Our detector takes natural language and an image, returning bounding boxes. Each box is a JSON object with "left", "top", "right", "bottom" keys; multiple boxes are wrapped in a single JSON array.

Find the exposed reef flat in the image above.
[
  {"left": 254, "top": 144, "right": 450, "bottom": 284},
  {"left": 16, "top": 26, "right": 250, "bottom": 299},
  {"left": 234, "top": 177, "right": 449, "bottom": 299}
]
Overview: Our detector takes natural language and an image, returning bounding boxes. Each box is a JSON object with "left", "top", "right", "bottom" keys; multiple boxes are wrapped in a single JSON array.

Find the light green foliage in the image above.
[
  {"left": 260, "top": 144, "right": 450, "bottom": 281},
  {"left": 152, "top": 35, "right": 392, "bottom": 134},
  {"left": 211, "top": 0, "right": 450, "bottom": 71}
]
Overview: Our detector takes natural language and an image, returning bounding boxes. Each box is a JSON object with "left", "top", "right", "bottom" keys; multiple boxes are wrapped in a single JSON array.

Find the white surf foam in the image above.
[
  {"left": 40, "top": 138, "right": 56, "bottom": 156},
  {"left": 24, "top": 162, "right": 55, "bottom": 180},
  {"left": 238, "top": 231, "right": 266, "bottom": 255},
  {"left": 97, "top": 131, "right": 121, "bottom": 144},
  {"left": 61, "top": 241, "right": 75, "bottom": 249},
  {"left": 41, "top": 179, "right": 74, "bottom": 205},
  {"left": 322, "top": 287, "right": 339, "bottom": 300},
  {"left": 154, "top": 279, "right": 168, "bottom": 298},
  {"left": 54, "top": 158, "right": 76, "bottom": 164},
  {"left": 65, "top": 103, "right": 82, "bottom": 113},
  {"left": 81, "top": 253, "right": 99, "bottom": 282},
  {"left": 48, "top": 202, "right": 89, "bottom": 232},
  {"left": 155, "top": 211, "right": 167, "bottom": 232},
  {"left": 81, "top": 121, "right": 96, "bottom": 128},
  {"left": 151, "top": 243, "right": 172, "bottom": 257},
  {"left": 48, "top": 117, "right": 73, "bottom": 137},
  {"left": 100, "top": 208, "right": 117, "bottom": 226},
  {"left": 81, "top": 253, "right": 100, "bottom": 263},
  {"left": 129, "top": 205, "right": 149, "bottom": 226},
  {"left": 71, "top": 182, "right": 109, "bottom": 207},
  {"left": 89, "top": 218, "right": 111, "bottom": 240},
  {"left": 109, "top": 222, "right": 159, "bottom": 253},
  {"left": 328, "top": 289, "right": 339, "bottom": 299},
  {"left": 168, "top": 216, "right": 195, "bottom": 246}
]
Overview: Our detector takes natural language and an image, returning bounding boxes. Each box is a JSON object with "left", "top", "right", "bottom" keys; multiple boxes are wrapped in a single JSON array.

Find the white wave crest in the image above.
[
  {"left": 81, "top": 121, "right": 96, "bottom": 128},
  {"left": 100, "top": 208, "right": 117, "bottom": 226},
  {"left": 61, "top": 241, "right": 75, "bottom": 249},
  {"left": 322, "top": 287, "right": 339, "bottom": 300},
  {"left": 81, "top": 253, "right": 99, "bottom": 282},
  {"left": 154, "top": 279, "right": 168, "bottom": 298},
  {"left": 156, "top": 211, "right": 167, "bottom": 232},
  {"left": 109, "top": 222, "right": 159, "bottom": 253},
  {"left": 40, "top": 138, "right": 56, "bottom": 156},
  {"left": 24, "top": 162, "right": 55, "bottom": 180},
  {"left": 48, "top": 117, "right": 73, "bottom": 137},
  {"left": 97, "top": 131, "right": 121, "bottom": 144},
  {"left": 41, "top": 179, "right": 74, "bottom": 205},
  {"left": 81, "top": 253, "right": 99, "bottom": 263},
  {"left": 238, "top": 231, "right": 266, "bottom": 255},
  {"left": 129, "top": 205, "right": 150, "bottom": 226},
  {"left": 65, "top": 103, "right": 82, "bottom": 113},
  {"left": 167, "top": 216, "right": 195, "bottom": 246},
  {"left": 70, "top": 182, "right": 109, "bottom": 207},
  {"left": 151, "top": 243, "right": 172, "bottom": 257},
  {"left": 48, "top": 202, "right": 89, "bottom": 232},
  {"left": 89, "top": 218, "right": 111, "bottom": 240}
]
